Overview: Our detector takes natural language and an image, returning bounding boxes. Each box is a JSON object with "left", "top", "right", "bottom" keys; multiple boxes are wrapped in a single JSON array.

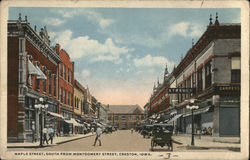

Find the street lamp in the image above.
[
  {"left": 34, "top": 97, "right": 48, "bottom": 147},
  {"left": 186, "top": 99, "right": 199, "bottom": 146}
]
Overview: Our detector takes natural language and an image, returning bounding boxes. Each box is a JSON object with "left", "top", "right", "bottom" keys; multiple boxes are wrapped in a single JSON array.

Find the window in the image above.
[
  {"left": 71, "top": 94, "right": 73, "bottom": 106},
  {"left": 64, "top": 89, "right": 67, "bottom": 104},
  {"left": 108, "top": 116, "right": 112, "bottom": 120},
  {"left": 48, "top": 71, "right": 51, "bottom": 94},
  {"left": 197, "top": 68, "right": 203, "bottom": 92},
  {"left": 187, "top": 77, "right": 191, "bottom": 98},
  {"left": 122, "top": 115, "right": 126, "bottom": 120},
  {"left": 205, "top": 62, "right": 212, "bottom": 88},
  {"left": 60, "top": 87, "right": 63, "bottom": 103},
  {"left": 68, "top": 91, "right": 70, "bottom": 105},
  {"left": 75, "top": 96, "right": 77, "bottom": 108},
  {"left": 67, "top": 68, "right": 70, "bottom": 82},
  {"left": 231, "top": 57, "right": 240, "bottom": 83},
  {"left": 36, "top": 62, "right": 40, "bottom": 90},
  {"left": 24, "top": 97, "right": 35, "bottom": 131},
  {"left": 60, "top": 64, "right": 63, "bottom": 77},
  {"left": 19, "top": 38, "right": 25, "bottom": 53},
  {"left": 136, "top": 115, "right": 139, "bottom": 120},
  {"left": 53, "top": 75, "right": 56, "bottom": 97},
  {"left": 115, "top": 115, "right": 119, "bottom": 120},
  {"left": 42, "top": 67, "right": 47, "bottom": 92},
  {"left": 64, "top": 64, "right": 66, "bottom": 80}
]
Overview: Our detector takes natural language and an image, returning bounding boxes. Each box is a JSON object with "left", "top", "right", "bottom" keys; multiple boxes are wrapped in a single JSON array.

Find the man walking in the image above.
[
  {"left": 93, "top": 126, "right": 102, "bottom": 146},
  {"left": 42, "top": 127, "right": 49, "bottom": 145},
  {"left": 47, "top": 126, "right": 54, "bottom": 144}
]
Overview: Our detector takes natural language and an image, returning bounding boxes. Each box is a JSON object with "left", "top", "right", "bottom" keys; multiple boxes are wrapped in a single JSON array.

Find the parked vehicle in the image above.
[
  {"left": 151, "top": 123, "right": 174, "bottom": 151},
  {"left": 141, "top": 125, "right": 153, "bottom": 138}
]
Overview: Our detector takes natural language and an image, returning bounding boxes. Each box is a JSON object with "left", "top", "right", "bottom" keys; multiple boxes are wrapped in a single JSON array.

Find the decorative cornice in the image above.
[
  {"left": 173, "top": 24, "right": 240, "bottom": 78},
  {"left": 8, "top": 20, "right": 61, "bottom": 65}
]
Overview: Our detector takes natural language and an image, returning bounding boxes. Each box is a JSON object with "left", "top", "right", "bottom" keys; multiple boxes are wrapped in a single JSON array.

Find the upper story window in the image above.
[
  {"left": 63, "top": 64, "right": 66, "bottom": 80},
  {"left": 115, "top": 115, "right": 119, "bottom": 120},
  {"left": 108, "top": 116, "right": 112, "bottom": 120},
  {"left": 42, "top": 66, "right": 47, "bottom": 92},
  {"left": 205, "top": 62, "right": 212, "bottom": 88},
  {"left": 48, "top": 71, "right": 52, "bottom": 95},
  {"left": 231, "top": 57, "right": 240, "bottom": 83},
  {"left": 53, "top": 74, "right": 56, "bottom": 97},
  {"left": 35, "top": 62, "right": 40, "bottom": 90},
  {"left": 60, "top": 64, "right": 63, "bottom": 77},
  {"left": 197, "top": 68, "right": 203, "bottom": 92},
  {"left": 121, "top": 115, "right": 126, "bottom": 120}
]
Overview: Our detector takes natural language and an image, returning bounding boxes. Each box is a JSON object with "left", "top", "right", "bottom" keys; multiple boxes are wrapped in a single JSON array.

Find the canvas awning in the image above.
[
  {"left": 28, "top": 60, "right": 41, "bottom": 76},
  {"left": 183, "top": 106, "right": 211, "bottom": 117},
  {"left": 48, "top": 111, "right": 64, "bottom": 119},
  {"left": 36, "top": 65, "right": 47, "bottom": 80},
  {"left": 167, "top": 114, "right": 183, "bottom": 123}
]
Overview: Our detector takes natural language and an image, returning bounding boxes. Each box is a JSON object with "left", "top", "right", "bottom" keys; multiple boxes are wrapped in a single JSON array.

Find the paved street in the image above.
[
  {"left": 9, "top": 130, "right": 183, "bottom": 152},
  {"left": 8, "top": 130, "right": 240, "bottom": 152}
]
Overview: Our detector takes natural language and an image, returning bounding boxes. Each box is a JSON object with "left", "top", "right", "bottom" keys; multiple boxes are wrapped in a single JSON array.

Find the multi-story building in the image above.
[
  {"left": 74, "top": 79, "right": 85, "bottom": 134},
  {"left": 7, "top": 14, "right": 61, "bottom": 142},
  {"left": 55, "top": 44, "right": 75, "bottom": 135},
  {"left": 172, "top": 16, "right": 240, "bottom": 137},
  {"left": 83, "top": 87, "right": 92, "bottom": 117},
  {"left": 107, "top": 105, "right": 144, "bottom": 129},
  {"left": 146, "top": 15, "right": 241, "bottom": 137},
  {"left": 91, "top": 96, "right": 98, "bottom": 118},
  {"left": 98, "top": 103, "right": 109, "bottom": 124}
]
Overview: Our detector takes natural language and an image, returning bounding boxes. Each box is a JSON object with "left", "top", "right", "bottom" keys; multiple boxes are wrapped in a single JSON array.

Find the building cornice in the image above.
[
  {"left": 8, "top": 20, "right": 61, "bottom": 65},
  {"left": 173, "top": 24, "right": 240, "bottom": 78}
]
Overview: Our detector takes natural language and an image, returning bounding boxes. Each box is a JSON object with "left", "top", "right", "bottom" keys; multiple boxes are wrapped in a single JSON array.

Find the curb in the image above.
[
  {"left": 7, "top": 134, "right": 95, "bottom": 148},
  {"left": 186, "top": 145, "right": 240, "bottom": 152}
]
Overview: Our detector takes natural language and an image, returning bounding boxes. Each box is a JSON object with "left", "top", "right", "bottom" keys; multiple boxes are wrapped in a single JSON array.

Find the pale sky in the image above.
[{"left": 9, "top": 8, "right": 240, "bottom": 108}]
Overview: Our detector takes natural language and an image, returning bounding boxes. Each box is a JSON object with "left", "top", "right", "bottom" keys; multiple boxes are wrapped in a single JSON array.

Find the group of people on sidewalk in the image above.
[{"left": 42, "top": 126, "right": 55, "bottom": 145}]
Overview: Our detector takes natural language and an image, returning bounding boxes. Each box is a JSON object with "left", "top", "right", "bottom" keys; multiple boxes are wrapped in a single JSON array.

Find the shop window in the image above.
[
  {"left": 24, "top": 97, "right": 35, "bottom": 131},
  {"left": 205, "top": 62, "right": 212, "bottom": 88},
  {"left": 231, "top": 57, "right": 240, "bottom": 83},
  {"left": 67, "top": 68, "right": 70, "bottom": 83},
  {"left": 197, "top": 68, "right": 203, "bottom": 92}
]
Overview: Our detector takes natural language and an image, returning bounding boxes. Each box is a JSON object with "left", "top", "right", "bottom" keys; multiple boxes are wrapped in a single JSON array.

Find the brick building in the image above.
[
  {"left": 55, "top": 44, "right": 75, "bottom": 135},
  {"left": 146, "top": 14, "right": 241, "bottom": 137},
  {"left": 107, "top": 105, "right": 144, "bottom": 130},
  {"left": 74, "top": 79, "right": 85, "bottom": 134},
  {"left": 7, "top": 14, "right": 61, "bottom": 142}
]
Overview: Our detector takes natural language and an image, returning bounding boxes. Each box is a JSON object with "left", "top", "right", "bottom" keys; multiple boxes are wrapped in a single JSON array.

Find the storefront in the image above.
[{"left": 60, "top": 109, "right": 73, "bottom": 135}]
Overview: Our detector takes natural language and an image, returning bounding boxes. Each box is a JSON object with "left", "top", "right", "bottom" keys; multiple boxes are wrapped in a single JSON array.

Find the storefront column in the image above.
[{"left": 212, "top": 95, "right": 220, "bottom": 137}]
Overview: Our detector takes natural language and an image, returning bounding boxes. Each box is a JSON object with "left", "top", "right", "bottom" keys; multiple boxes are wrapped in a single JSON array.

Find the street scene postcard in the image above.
[{"left": 0, "top": 0, "right": 249, "bottom": 160}]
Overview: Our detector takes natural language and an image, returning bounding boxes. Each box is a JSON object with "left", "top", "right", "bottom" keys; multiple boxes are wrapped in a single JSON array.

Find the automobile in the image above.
[
  {"left": 103, "top": 126, "right": 113, "bottom": 133},
  {"left": 150, "top": 123, "right": 174, "bottom": 151},
  {"left": 141, "top": 125, "right": 153, "bottom": 138}
]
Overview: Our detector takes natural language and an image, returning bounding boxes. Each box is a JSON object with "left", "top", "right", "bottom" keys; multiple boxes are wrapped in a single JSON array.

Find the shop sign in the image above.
[
  {"left": 168, "top": 88, "right": 195, "bottom": 94},
  {"left": 215, "top": 85, "right": 240, "bottom": 93}
]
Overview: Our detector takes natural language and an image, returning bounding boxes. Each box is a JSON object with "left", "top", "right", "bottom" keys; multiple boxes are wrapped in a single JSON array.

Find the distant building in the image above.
[
  {"left": 74, "top": 80, "right": 85, "bottom": 134},
  {"left": 107, "top": 105, "right": 144, "bottom": 129}
]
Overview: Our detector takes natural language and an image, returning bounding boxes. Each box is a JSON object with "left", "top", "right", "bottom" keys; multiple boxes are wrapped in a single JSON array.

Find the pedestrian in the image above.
[
  {"left": 131, "top": 128, "right": 133, "bottom": 134},
  {"left": 47, "top": 126, "right": 54, "bottom": 144},
  {"left": 91, "top": 127, "right": 94, "bottom": 134},
  {"left": 42, "top": 127, "right": 49, "bottom": 145},
  {"left": 93, "top": 126, "right": 102, "bottom": 146}
]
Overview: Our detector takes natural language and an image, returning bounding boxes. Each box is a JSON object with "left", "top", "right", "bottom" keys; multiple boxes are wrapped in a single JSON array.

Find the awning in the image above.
[
  {"left": 48, "top": 111, "right": 64, "bottom": 119},
  {"left": 167, "top": 114, "right": 183, "bottom": 123},
  {"left": 64, "top": 119, "right": 74, "bottom": 124},
  {"left": 36, "top": 65, "right": 47, "bottom": 80},
  {"left": 183, "top": 106, "right": 211, "bottom": 117},
  {"left": 71, "top": 118, "right": 84, "bottom": 127},
  {"left": 28, "top": 60, "right": 41, "bottom": 76}
]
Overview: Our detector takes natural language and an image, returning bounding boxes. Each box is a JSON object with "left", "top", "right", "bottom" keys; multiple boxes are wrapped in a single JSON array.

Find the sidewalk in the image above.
[
  {"left": 173, "top": 134, "right": 240, "bottom": 151},
  {"left": 7, "top": 133, "right": 95, "bottom": 148}
]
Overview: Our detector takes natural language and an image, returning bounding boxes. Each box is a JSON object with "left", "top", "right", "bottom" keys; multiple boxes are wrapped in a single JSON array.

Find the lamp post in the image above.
[
  {"left": 186, "top": 99, "right": 199, "bottom": 146},
  {"left": 34, "top": 97, "right": 48, "bottom": 147}
]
